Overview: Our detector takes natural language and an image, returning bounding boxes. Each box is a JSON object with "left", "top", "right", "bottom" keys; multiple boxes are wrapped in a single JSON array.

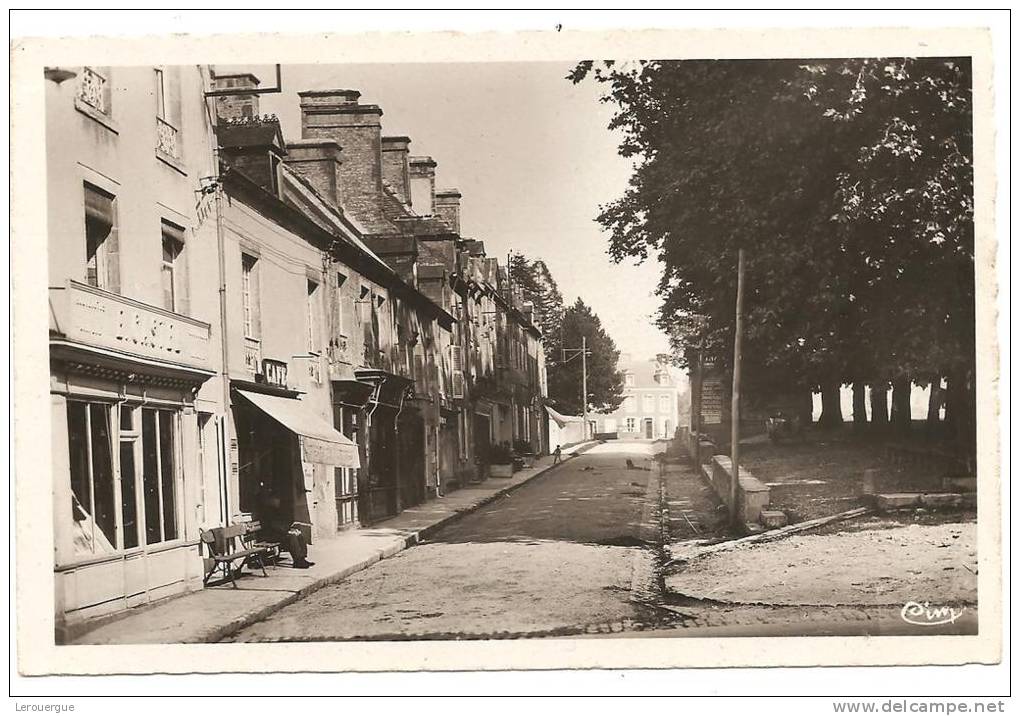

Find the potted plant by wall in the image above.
[
  {"left": 513, "top": 438, "right": 535, "bottom": 468},
  {"left": 489, "top": 442, "right": 515, "bottom": 478}
]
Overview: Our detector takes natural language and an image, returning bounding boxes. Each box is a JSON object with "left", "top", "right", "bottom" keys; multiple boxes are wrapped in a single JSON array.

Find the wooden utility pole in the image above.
[
  {"left": 730, "top": 248, "right": 746, "bottom": 527},
  {"left": 562, "top": 338, "right": 592, "bottom": 440},
  {"left": 581, "top": 335, "right": 588, "bottom": 440}
]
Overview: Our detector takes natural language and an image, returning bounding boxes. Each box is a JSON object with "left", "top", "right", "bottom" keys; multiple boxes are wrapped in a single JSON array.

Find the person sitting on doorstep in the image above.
[{"left": 256, "top": 486, "right": 313, "bottom": 569}]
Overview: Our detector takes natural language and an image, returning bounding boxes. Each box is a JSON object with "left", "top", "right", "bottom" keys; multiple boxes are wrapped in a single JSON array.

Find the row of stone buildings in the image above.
[{"left": 46, "top": 65, "right": 547, "bottom": 634}]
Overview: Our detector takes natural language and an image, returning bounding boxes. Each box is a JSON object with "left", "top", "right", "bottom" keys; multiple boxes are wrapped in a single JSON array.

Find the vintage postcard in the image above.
[{"left": 10, "top": 20, "right": 1002, "bottom": 678}]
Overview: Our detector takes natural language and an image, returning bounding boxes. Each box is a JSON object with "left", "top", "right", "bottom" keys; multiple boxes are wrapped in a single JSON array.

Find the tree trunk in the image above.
[
  {"left": 869, "top": 381, "right": 889, "bottom": 434},
  {"left": 817, "top": 382, "right": 844, "bottom": 428},
  {"left": 890, "top": 377, "right": 913, "bottom": 436},
  {"left": 852, "top": 381, "right": 868, "bottom": 432},
  {"left": 926, "top": 378, "right": 944, "bottom": 439},
  {"left": 944, "top": 370, "right": 976, "bottom": 465}
]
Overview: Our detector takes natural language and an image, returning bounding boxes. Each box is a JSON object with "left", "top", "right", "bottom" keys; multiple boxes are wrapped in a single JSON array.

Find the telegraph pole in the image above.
[
  {"left": 730, "top": 248, "right": 746, "bottom": 527},
  {"left": 562, "top": 338, "right": 592, "bottom": 440},
  {"left": 582, "top": 336, "right": 588, "bottom": 439}
]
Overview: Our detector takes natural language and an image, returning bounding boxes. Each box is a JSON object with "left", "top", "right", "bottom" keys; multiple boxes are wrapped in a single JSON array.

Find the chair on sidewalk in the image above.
[
  {"left": 200, "top": 525, "right": 269, "bottom": 588},
  {"left": 241, "top": 520, "right": 282, "bottom": 566}
]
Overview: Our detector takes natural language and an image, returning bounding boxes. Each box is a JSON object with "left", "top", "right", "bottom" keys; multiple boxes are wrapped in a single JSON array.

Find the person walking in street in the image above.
[{"left": 552, "top": 444, "right": 562, "bottom": 465}]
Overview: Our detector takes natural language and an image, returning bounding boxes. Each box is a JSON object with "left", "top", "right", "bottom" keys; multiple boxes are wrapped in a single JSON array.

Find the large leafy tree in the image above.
[
  {"left": 547, "top": 298, "right": 626, "bottom": 415},
  {"left": 570, "top": 58, "right": 974, "bottom": 448}
]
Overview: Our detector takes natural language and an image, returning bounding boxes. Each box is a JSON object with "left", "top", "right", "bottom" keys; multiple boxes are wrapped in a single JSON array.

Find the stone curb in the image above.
[{"left": 207, "top": 441, "right": 601, "bottom": 643}]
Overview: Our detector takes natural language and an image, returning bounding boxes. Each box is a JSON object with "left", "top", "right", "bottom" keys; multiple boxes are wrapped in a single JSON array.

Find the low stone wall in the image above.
[{"left": 706, "top": 455, "right": 771, "bottom": 524}]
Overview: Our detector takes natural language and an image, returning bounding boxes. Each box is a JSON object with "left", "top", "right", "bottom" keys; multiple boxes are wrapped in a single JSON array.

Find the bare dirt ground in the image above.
[
  {"left": 741, "top": 428, "right": 974, "bottom": 522},
  {"left": 666, "top": 521, "right": 976, "bottom": 607}
]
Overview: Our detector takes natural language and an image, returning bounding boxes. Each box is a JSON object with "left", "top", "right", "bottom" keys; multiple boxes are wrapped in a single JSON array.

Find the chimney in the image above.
[
  {"left": 381, "top": 136, "right": 412, "bottom": 205},
  {"left": 298, "top": 89, "right": 385, "bottom": 225},
  {"left": 434, "top": 188, "right": 462, "bottom": 234},
  {"left": 409, "top": 156, "right": 437, "bottom": 216},
  {"left": 283, "top": 139, "right": 344, "bottom": 208},
  {"left": 211, "top": 72, "right": 261, "bottom": 122}
]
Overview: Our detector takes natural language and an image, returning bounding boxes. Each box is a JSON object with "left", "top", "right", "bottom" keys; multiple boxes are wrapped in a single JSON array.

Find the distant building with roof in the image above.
[{"left": 596, "top": 354, "right": 681, "bottom": 440}]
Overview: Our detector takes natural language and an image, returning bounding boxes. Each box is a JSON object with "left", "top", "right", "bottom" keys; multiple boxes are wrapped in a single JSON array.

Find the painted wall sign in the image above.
[
  {"left": 54, "top": 280, "right": 211, "bottom": 366},
  {"left": 701, "top": 377, "right": 724, "bottom": 425}
]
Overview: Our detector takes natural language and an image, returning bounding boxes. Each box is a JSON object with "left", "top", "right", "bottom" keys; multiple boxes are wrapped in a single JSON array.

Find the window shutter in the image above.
[
  {"left": 176, "top": 237, "right": 190, "bottom": 316},
  {"left": 451, "top": 345, "right": 464, "bottom": 399},
  {"left": 414, "top": 354, "right": 426, "bottom": 393},
  {"left": 251, "top": 258, "right": 262, "bottom": 339},
  {"left": 332, "top": 275, "right": 344, "bottom": 340},
  {"left": 167, "top": 66, "right": 183, "bottom": 131},
  {"left": 105, "top": 211, "right": 120, "bottom": 294}
]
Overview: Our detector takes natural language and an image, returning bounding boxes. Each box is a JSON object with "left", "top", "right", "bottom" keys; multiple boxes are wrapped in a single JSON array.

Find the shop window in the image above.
[
  {"left": 119, "top": 405, "right": 139, "bottom": 549},
  {"left": 84, "top": 183, "right": 119, "bottom": 292},
  {"left": 65, "top": 402, "right": 179, "bottom": 559},
  {"left": 141, "top": 408, "right": 178, "bottom": 545},
  {"left": 67, "top": 402, "right": 117, "bottom": 555}
]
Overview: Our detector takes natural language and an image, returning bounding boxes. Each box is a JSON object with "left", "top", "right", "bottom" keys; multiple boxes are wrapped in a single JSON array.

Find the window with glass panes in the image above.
[
  {"left": 84, "top": 183, "right": 118, "bottom": 291},
  {"left": 241, "top": 253, "right": 259, "bottom": 338},
  {"left": 161, "top": 220, "right": 187, "bottom": 313},
  {"left": 66, "top": 400, "right": 180, "bottom": 558}
]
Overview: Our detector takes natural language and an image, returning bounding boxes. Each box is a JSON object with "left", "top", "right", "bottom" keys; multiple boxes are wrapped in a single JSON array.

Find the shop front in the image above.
[
  {"left": 330, "top": 378, "right": 375, "bottom": 530},
  {"left": 231, "top": 386, "right": 360, "bottom": 543},
  {"left": 354, "top": 368, "right": 412, "bottom": 524},
  {"left": 49, "top": 280, "right": 216, "bottom": 637}
]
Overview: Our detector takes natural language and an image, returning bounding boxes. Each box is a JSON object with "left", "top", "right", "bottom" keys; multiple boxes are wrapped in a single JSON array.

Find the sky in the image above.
[{"left": 251, "top": 62, "right": 670, "bottom": 359}]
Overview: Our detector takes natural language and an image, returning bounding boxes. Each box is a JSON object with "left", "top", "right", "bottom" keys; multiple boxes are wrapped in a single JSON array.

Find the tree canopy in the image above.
[
  {"left": 546, "top": 298, "right": 626, "bottom": 415},
  {"left": 569, "top": 58, "right": 975, "bottom": 443}
]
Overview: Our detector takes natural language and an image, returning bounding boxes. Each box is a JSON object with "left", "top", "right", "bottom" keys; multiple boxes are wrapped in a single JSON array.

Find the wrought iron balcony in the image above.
[
  {"left": 243, "top": 336, "right": 262, "bottom": 376},
  {"left": 156, "top": 116, "right": 179, "bottom": 158},
  {"left": 77, "top": 67, "right": 107, "bottom": 113}
]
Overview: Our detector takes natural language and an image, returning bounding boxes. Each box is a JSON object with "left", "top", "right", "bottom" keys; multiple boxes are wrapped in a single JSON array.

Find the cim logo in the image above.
[{"left": 900, "top": 601, "right": 966, "bottom": 627}]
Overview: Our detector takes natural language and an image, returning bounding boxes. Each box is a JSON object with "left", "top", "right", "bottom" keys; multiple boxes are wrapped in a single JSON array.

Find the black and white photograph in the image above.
[{"left": 9, "top": 11, "right": 1007, "bottom": 703}]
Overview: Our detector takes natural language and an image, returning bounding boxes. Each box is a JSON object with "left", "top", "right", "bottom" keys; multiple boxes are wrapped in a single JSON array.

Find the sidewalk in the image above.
[{"left": 69, "top": 441, "right": 598, "bottom": 645}]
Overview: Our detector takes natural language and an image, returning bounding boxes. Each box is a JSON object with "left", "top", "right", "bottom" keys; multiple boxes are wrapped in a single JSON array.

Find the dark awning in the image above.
[
  {"left": 331, "top": 379, "right": 375, "bottom": 409},
  {"left": 235, "top": 389, "right": 360, "bottom": 468}
]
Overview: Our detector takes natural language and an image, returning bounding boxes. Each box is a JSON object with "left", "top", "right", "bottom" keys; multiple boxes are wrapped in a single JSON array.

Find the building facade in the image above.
[
  {"left": 596, "top": 355, "right": 681, "bottom": 440},
  {"left": 47, "top": 65, "right": 225, "bottom": 633},
  {"left": 47, "top": 65, "right": 549, "bottom": 637}
]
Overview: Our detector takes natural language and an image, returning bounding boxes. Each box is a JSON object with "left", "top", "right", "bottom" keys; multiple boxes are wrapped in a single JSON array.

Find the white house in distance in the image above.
[{"left": 596, "top": 354, "right": 682, "bottom": 440}]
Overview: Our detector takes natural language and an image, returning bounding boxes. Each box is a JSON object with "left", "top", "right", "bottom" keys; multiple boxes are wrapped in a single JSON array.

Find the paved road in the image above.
[
  {"left": 230, "top": 441, "right": 676, "bottom": 641},
  {"left": 229, "top": 440, "right": 975, "bottom": 642}
]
